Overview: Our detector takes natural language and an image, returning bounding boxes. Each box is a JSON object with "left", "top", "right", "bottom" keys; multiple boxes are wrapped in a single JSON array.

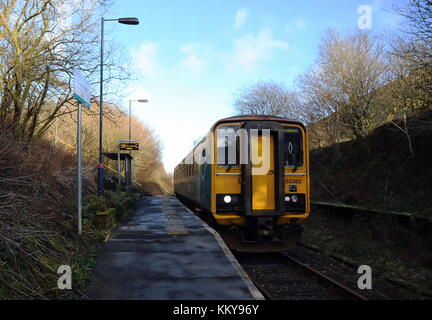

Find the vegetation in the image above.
[
  {"left": 233, "top": 81, "right": 303, "bottom": 120},
  {"left": 310, "top": 111, "right": 432, "bottom": 216},
  {"left": 0, "top": 121, "right": 143, "bottom": 299},
  {"left": 299, "top": 30, "right": 389, "bottom": 140},
  {"left": 233, "top": 1, "right": 431, "bottom": 148},
  {"left": 48, "top": 103, "right": 172, "bottom": 195},
  {"left": 303, "top": 206, "right": 432, "bottom": 298},
  {"left": 232, "top": 0, "right": 432, "bottom": 214},
  {"left": 0, "top": 0, "right": 171, "bottom": 299},
  {"left": 0, "top": 0, "right": 134, "bottom": 140}
]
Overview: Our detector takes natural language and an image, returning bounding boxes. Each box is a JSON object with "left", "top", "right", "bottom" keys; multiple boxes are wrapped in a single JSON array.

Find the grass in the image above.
[
  {"left": 310, "top": 111, "right": 432, "bottom": 217},
  {"left": 302, "top": 208, "right": 432, "bottom": 297},
  {"left": 305, "top": 112, "right": 432, "bottom": 297},
  {"left": 0, "top": 123, "right": 138, "bottom": 299}
]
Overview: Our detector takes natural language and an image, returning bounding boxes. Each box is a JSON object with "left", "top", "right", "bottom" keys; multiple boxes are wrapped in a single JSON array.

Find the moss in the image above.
[{"left": 94, "top": 208, "right": 117, "bottom": 230}]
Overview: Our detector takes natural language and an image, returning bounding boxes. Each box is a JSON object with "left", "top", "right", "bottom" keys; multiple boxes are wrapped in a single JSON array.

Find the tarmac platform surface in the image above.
[{"left": 86, "top": 196, "right": 264, "bottom": 300}]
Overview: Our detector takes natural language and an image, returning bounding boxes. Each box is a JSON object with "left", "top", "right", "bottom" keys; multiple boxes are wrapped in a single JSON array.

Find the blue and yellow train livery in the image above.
[{"left": 174, "top": 115, "right": 310, "bottom": 251}]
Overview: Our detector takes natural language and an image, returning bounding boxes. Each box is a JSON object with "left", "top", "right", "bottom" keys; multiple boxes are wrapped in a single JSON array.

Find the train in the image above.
[{"left": 173, "top": 115, "right": 310, "bottom": 251}]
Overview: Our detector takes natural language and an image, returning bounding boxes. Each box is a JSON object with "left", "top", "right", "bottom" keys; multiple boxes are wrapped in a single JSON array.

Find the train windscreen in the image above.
[
  {"left": 217, "top": 125, "right": 240, "bottom": 166},
  {"left": 284, "top": 127, "right": 303, "bottom": 168}
]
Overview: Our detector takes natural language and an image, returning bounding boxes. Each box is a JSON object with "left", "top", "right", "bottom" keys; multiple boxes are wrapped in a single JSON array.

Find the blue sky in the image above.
[{"left": 103, "top": 0, "right": 404, "bottom": 172}]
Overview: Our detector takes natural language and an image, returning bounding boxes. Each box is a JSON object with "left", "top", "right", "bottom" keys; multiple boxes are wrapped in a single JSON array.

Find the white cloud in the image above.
[
  {"left": 227, "top": 28, "right": 290, "bottom": 71},
  {"left": 285, "top": 17, "right": 308, "bottom": 33},
  {"left": 130, "top": 42, "right": 160, "bottom": 75},
  {"left": 234, "top": 8, "right": 249, "bottom": 29},
  {"left": 370, "top": 0, "right": 404, "bottom": 29},
  {"left": 180, "top": 43, "right": 209, "bottom": 76}
]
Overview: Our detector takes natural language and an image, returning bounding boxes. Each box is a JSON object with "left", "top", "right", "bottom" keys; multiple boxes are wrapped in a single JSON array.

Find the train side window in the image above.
[{"left": 284, "top": 127, "right": 303, "bottom": 168}]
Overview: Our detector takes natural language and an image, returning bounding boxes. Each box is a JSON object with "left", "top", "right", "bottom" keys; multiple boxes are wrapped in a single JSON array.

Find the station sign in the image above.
[
  {"left": 119, "top": 142, "right": 140, "bottom": 150},
  {"left": 73, "top": 69, "right": 91, "bottom": 109}
]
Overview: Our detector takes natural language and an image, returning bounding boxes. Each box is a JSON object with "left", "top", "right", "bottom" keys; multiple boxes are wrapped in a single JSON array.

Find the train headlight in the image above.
[
  {"left": 284, "top": 193, "right": 305, "bottom": 213},
  {"left": 216, "top": 194, "right": 242, "bottom": 213},
  {"left": 224, "top": 195, "right": 232, "bottom": 203}
]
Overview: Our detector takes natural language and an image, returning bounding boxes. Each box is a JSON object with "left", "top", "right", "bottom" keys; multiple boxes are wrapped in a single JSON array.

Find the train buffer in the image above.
[{"left": 86, "top": 196, "right": 264, "bottom": 300}]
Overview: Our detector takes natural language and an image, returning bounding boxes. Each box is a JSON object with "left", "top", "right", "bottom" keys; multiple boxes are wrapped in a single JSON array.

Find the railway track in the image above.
[
  {"left": 234, "top": 251, "right": 368, "bottom": 300},
  {"left": 297, "top": 241, "right": 432, "bottom": 300}
]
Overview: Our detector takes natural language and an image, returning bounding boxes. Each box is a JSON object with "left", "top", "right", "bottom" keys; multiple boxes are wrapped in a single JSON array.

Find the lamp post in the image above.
[
  {"left": 129, "top": 99, "right": 148, "bottom": 142},
  {"left": 98, "top": 17, "right": 139, "bottom": 195}
]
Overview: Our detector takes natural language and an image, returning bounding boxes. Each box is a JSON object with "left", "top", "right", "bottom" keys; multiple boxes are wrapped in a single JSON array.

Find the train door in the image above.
[{"left": 251, "top": 133, "right": 275, "bottom": 211}]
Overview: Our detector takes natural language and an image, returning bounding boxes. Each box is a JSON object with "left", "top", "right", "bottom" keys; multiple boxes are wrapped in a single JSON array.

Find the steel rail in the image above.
[
  {"left": 297, "top": 242, "right": 432, "bottom": 299},
  {"left": 281, "top": 252, "right": 369, "bottom": 300},
  {"left": 246, "top": 276, "right": 275, "bottom": 300}
]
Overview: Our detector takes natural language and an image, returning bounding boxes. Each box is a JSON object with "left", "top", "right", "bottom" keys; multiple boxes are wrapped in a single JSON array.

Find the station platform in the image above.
[{"left": 86, "top": 196, "right": 264, "bottom": 300}]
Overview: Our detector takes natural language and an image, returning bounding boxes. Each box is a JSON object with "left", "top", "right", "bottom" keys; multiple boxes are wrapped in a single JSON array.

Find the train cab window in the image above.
[
  {"left": 217, "top": 125, "right": 240, "bottom": 167},
  {"left": 284, "top": 127, "right": 303, "bottom": 168}
]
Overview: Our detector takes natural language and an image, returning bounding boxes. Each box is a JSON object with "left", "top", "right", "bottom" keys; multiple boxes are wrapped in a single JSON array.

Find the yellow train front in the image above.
[{"left": 174, "top": 115, "right": 310, "bottom": 252}]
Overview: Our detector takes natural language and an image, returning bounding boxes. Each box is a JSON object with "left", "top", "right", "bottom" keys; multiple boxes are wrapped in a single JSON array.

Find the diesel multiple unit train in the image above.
[{"left": 174, "top": 115, "right": 310, "bottom": 251}]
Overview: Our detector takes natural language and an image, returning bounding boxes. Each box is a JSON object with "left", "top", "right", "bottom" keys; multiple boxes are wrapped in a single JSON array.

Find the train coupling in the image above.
[{"left": 256, "top": 217, "right": 275, "bottom": 237}]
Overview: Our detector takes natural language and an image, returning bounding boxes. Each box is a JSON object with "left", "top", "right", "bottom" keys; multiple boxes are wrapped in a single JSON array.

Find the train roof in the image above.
[{"left": 210, "top": 114, "right": 306, "bottom": 131}]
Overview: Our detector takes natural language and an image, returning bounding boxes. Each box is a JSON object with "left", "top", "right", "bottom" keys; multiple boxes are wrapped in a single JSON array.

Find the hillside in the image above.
[
  {"left": 310, "top": 111, "right": 432, "bottom": 217},
  {"left": 0, "top": 123, "right": 99, "bottom": 298},
  {"left": 0, "top": 120, "right": 169, "bottom": 298}
]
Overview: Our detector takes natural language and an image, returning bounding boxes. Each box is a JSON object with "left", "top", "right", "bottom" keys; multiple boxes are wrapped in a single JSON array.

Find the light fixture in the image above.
[
  {"left": 118, "top": 17, "right": 139, "bottom": 25},
  {"left": 224, "top": 195, "right": 232, "bottom": 204}
]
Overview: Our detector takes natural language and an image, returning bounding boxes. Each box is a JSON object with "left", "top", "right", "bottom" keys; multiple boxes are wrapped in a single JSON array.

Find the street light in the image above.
[
  {"left": 129, "top": 99, "right": 149, "bottom": 142},
  {"left": 98, "top": 17, "right": 139, "bottom": 195},
  {"left": 118, "top": 17, "right": 139, "bottom": 25}
]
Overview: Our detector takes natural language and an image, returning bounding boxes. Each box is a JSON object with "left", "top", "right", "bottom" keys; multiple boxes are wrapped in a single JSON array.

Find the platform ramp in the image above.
[{"left": 86, "top": 196, "right": 263, "bottom": 300}]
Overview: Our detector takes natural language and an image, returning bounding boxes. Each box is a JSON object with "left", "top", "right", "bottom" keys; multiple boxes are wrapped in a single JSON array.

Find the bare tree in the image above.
[
  {"left": 392, "top": 0, "right": 432, "bottom": 106},
  {"left": 233, "top": 80, "right": 304, "bottom": 121},
  {"left": 298, "top": 30, "right": 389, "bottom": 140},
  {"left": 48, "top": 103, "right": 169, "bottom": 191},
  {"left": 0, "top": 0, "right": 132, "bottom": 140},
  {"left": 377, "top": 0, "right": 432, "bottom": 156}
]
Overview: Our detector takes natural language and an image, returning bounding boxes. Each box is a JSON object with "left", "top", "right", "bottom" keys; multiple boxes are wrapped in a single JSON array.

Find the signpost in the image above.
[{"left": 73, "top": 69, "right": 91, "bottom": 235}]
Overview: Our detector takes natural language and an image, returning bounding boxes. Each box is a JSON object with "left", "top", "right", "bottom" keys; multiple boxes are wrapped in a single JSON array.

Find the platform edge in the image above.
[{"left": 180, "top": 203, "right": 265, "bottom": 300}]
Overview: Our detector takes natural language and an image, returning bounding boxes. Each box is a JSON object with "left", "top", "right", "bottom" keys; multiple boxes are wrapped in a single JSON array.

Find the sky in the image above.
[{"left": 103, "top": 0, "right": 405, "bottom": 173}]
